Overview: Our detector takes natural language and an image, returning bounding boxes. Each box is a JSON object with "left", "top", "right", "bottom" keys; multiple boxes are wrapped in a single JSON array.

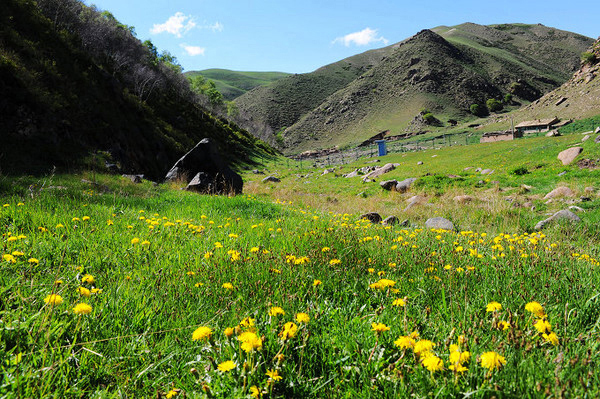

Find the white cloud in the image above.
[
  {"left": 207, "top": 22, "right": 224, "bottom": 32},
  {"left": 333, "top": 27, "right": 389, "bottom": 47},
  {"left": 181, "top": 45, "right": 206, "bottom": 56},
  {"left": 151, "top": 12, "right": 196, "bottom": 38}
]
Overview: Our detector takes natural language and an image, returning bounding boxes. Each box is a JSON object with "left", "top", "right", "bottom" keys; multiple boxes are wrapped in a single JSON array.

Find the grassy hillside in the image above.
[
  {"left": 2, "top": 122, "right": 600, "bottom": 396},
  {"left": 0, "top": 0, "right": 275, "bottom": 179},
  {"left": 185, "top": 69, "right": 291, "bottom": 100},
  {"left": 233, "top": 23, "right": 593, "bottom": 154}
]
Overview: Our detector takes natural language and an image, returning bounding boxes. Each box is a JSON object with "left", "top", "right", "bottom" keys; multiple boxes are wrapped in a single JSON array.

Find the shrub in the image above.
[
  {"left": 581, "top": 52, "right": 597, "bottom": 65},
  {"left": 486, "top": 98, "right": 503, "bottom": 112},
  {"left": 503, "top": 93, "right": 513, "bottom": 104},
  {"left": 470, "top": 104, "right": 488, "bottom": 117},
  {"left": 511, "top": 166, "right": 529, "bottom": 176}
]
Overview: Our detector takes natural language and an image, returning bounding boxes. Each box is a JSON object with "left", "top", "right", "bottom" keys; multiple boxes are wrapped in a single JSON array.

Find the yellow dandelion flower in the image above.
[
  {"left": 266, "top": 369, "right": 282, "bottom": 382},
  {"left": 2, "top": 254, "right": 16, "bottom": 263},
  {"left": 498, "top": 321, "right": 511, "bottom": 330},
  {"left": 394, "top": 336, "right": 415, "bottom": 350},
  {"left": 371, "top": 322, "right": 390, "bottom": 334},
  {"left": 486, "top": 301, "right": 502, "bottom": 312},
  {"left": 192, "top": 326, "right": 212, "bottom": 341},
  {"left": 81, "top": 274, "right": 95, "bottom": 284},
  {"left": 77, "top": 286, "right": 91, "bottom": 297},
  {"left": 224, "top": 327, "right": 235, "bottom": 338},
  {"left": 313, "top": 279, "right": 322, "bottom": 287},
  {"left": 525, "top": 301, "right": 546, "bottom": 318},
  {"left": 131, "top": 238, "right": 140, "bottom": 245},
  {"left": 269, "top": 307, "right": 285, "bottom": 317},
  {"left": 542, "top": 332, "right": 559, "bottom": 346},
  {"left": 367, "top": 268, "right": 375, "bottom": 274},
  {"left": 204, "top": 251, "right": 213, "bottom": 259},
  {"left": 280, "top": 322, "right": 298, "bottom": 340},
  {"left": 73, "top": 303, "right": 92, "bottom": 315},
  {"left": 250, "top": 247, "right": 259, "bottom": 253},
  {"left": 295, "top": 313, "right": 310, "bottom": 323},
  {"left": 329, "top": 258, "right": 341, "bottom": 265},
  {"left": 250, "top": 386, "right": 260, "bottom": 398},
  {"left": 165, "top": 390, "right": 179, "bottom": 399},
  {"left": 238, "top": 331, "right": 262, "bottom": 352},
  {"left": 414, "top": 340, "right": 436, "bottom": 355},
  {"left": 534, "top": 318, "right": 552, "bottom": 334},
  {"left": 449, "top": 364, "right": 468, "bottom": 373},
  {"left": 82, "top": 216, "right": 90, "bottom": 221},
  {"left": 28, "top": 258, "right": 39, "bottom": 265},
  {"left": 44, "top": 294, "right": 63, "bottom": 305},
  {"left": 222, "top": 282, "right": 234, "bottom": 290},
  {"left": 392, "top": 298, "right": 406, "bottom": 307},
  {"left": 422, "top": 355, "right": 444, "bottom": 372},
  {"left": 91, "top": 288, "right": 102, "bottom": 294},
  {"left": 217, "top": 360, "right": 236, "bottom": 372},
  {"left": 240, "top": 317, "right": 255, "bottom": 328},
  {"left": 479, "top": 351, "right": 506, "bottom": 371},
  {"left": 322, "top": 247, "right": 330, "bottom": 252}
]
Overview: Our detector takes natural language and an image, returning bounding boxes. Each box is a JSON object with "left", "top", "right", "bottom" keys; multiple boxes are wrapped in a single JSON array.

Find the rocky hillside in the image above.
[
  {"left": 233, "top": 23, "right": 593, "bottom": 154},
  {"left": 0, "top": 0, "right": 274, "bottom": 179},
  {"left": 499, "top": 37, "right": 600, "bottom": 125}
]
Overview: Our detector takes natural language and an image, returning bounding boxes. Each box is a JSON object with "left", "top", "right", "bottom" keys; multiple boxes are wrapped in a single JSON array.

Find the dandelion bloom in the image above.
[
  {"left": 269, "top": 307, "right": 285, "bottom": 317},
  {"left": 77, "top": 286, "right": 91, "bottom": 297},
  {"left": 131, "top": 238, "right": 140, "bottom": 245},
  {"left": 479, "top": 351, "right": 506, "bottom": 371},
  {"left": 222, "top": 283, "right": 234, "bottom": 290},
  {"left": 534, "top": 318, "right": 552, "bottom": 334},
  {"left": 165, "top": 390, "right": 179, "bottom": 398},
  {"left": 2, "top": 254, "right": 16, "bottom": 263},
  {"left": 73, "top": 303, "right": 92, "bottom": 315},
  {"left": 44, "top": 294, "right": 63, "bottom": 305},
  {"left": 238, "top": 331, "right": 262, "bottom": 352},
  {"left": 394, "top": 336, "right": 415, "bottom": 350},
  {"left": 329, "top": 259, "right": 341, "bottom": 265},
  {"left": 525, "top": 301, "right": 546, "bottom": 318},
  {"left": 371, "top": 322, "right": 390, "bottom": 334},
  {"left": 204, "top": 252, "right": 213, "bottom": 259},
  {"left": 91, "top": 288, "right": 102, "bottom": 294},
  {"left": 313, "top": 279, "right": 322, "bottom": 287},
  {"left": 295, "top": 313, "right": 310, "bottom": 323},
  {"left": 250, "top": 247, "right": 259, "bottom": 253},
  {"left": 392, "top": 298, "right": 406, "bottom": 307},
  {"left": 414, "top": 340, "right": 436, "bottom": 356},
  {"left": 266, "top": 369, "right": 282, "bottom": 382},
  {"left": 224, "top": 327, "right": 235, "bottom": 338},
  {"left": 81, "top": 274, "right": 95, "bottom": 284},
  {"left": 486, "top": 302, "right": 502, "bottom": 312},
  {"left": 422, "top": 355, "right": 444, "bottom": 372},
  {"left": 321, "top": 247, "right": 330, "bottom": 252},
  {"left": 217, "top": 360, "right": 236, "bottom": 372},
  {"left": 543, "top": 332, "right": 559, "bottom": 346},
  {"left": 369, "top": 278, "right": 396, "bottom": 290},
  {"left": 250, "top": 386, "right": 260, "bottom": 398},
  {"left": 240, "top": 317, "right": 255, "bottom": 328},
  {"left": 192, "top": 326, "right": 212, "bottom": 341},
  {"left": 449, "top": 363, "right": 468, "bottom": 373},
  {"left": 449, "top": 350, "right": 471, "bottom": 365},
  {"left": 280, "top": 322, "right": 298, "bottom": 340},
  {"left": 28, "top": 258, "right": 40, "bottom": 265}
]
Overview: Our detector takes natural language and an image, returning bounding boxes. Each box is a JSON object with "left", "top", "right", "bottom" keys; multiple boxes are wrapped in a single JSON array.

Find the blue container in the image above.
[{"left": 375, "top": 140, "right": 387, "bottom": 156}]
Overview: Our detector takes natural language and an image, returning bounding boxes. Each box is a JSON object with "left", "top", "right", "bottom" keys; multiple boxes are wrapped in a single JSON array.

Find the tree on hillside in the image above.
[
  {"left": 470, "top": 104, "right": 488, "bottom": 117},
  {"left": 486, "top": 98, "right": 503, "bottom": 112}
]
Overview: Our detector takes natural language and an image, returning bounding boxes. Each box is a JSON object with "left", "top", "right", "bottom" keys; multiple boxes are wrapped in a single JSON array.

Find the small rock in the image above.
[
  {"left": 432, "top": 155, "right": 438, "bottom": 158},
  {"left": 584, "top": 187, "right": 595, "bottom": 194},
  {"left": 400, "top": 219, "right": 410, "bottom": 227},
  {"left": 521, "top": 184, "right": 533, "bottom": 192},
  {"left": 344, "top": 171, "right": 359, "bottom": 178},
  {"left": 382, "top": 216, "right": 399, "bottom": 226},
  {"left": 463, "top": 167, "right": 473, "bottom": 171},
  {"left": 475, "top": 168, "right": 482, "bottom": 172},
  {"left": 534, "top": 209, "right": 581, "bottom": 230},
  {"left": 582, "top": 135, "right": 592, "bottom": 142},
  {"left": 595, "top": 135, "right": 600, "bottom": 144},
  {"left": 558, "top": 171, "right": 567, "bottom": 176},
  {"left": 362, "top": 163, "right": 395, "bottom": 181},
  {"left": 569, "top": 206, "right": 585, "bottom": 212},
  {"left": 545, "top": 130, "right": 560, "bottom": 137},
  {"left": 481, "top": 169, "right": 494, "bottom": 175},
  {"left": 448, "top": 174, "right": 461, "bottom": 179},
  {"left": 122, "top": 174, "right": 143, "bottom": 183},
  {"left": 557, "top": 147, "right": 583, "bottom": 166},
  {"left": 404, "top": 195, "right": 427, "bottom": 211},
  {"left": 396, "top": 177, "right": 417, "bottom": 193},
  {"left": 262, "top": 176, "right": 281, "bottom": 183},
  {"left": 380, "top": 179, "right": 399, "bottom": 191},
  {"left": 417, "top": 161, "right": 424, "bottom": 165},
  {"left": 595, "top": 127, "right": 600, "bottom": 134},
  {"left": 360, "top": 212, "right": 382, "bottom": 224},
  {"left": 322, "top": 168, "right": 335, "bottom": 175},
  {"left": 580, "top": 196, "right": 591, "bottom": 202},
  {"left": 251, "top": 169, "right": 264, "bottom": 174},
  {"left": 425, "top": 217, "right": 455, "bottom": 231},
  {"left": 543, "top": 186, "right": 574, "bottom": 199}
]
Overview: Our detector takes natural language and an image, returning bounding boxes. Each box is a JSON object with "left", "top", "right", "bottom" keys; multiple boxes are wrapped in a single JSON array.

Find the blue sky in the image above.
[{"left": 86, "top": 0, "right": 599, "bottom": 73}]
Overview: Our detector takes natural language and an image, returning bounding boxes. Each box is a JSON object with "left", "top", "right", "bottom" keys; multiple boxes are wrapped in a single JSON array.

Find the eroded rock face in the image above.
[
  {"left": 557, "top": 147, "right": 583, "bottom": 166},
  {"left": 165, "top": 138, "right": 243, "bottom": 194},
  {"left": 425, "top": 217, "right": 454, "bottom": 231}
]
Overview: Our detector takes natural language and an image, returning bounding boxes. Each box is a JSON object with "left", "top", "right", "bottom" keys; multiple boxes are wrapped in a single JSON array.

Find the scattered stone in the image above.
[
  {"left": 366, "top": 159, "right": 380, "bottom": 163},
  {"left": 475, "top": 168, "right": 482, "bottom": 172},
  {"left": 545, "top": 130, "right": 560, "bottom": 137},
  {"left": 595, "top": 135, "right": 600, "bottom": 144},
  {"left": 322, "top": 168, "right": 335, "bottom": 175},
  {"left": 122, "top": 174, "right": 143, "bottom": 183},
  {"left": 480, "top": 169, "right": 494, "bottom": 175},
  {"left": 262, "top": 176, "right": 281, "bottom": 183},
  {"left": 543, "top": 186, "right": 574, "bottom": 199},
  {"left": 431, "top": 155, "right": 438, "bottom": 158},
  {"left": 477, "top": 180, "right": 485, "bottom": 185},
  {"left": 521, "top": 184, "right": 533, "bottom": 192},
  {"left": 344, "top": 171, "right": 360, "bottom": 178},
  {"left": 580, "top": 196, "right": 591, "bottom": 202},
  {"left": 251, "top": 169, "right": 264, "bottom": 174},
  {"left": 400, "top": 219, "right": 410, "bottom": 227},
  {"left": 584, "top": 187, "right": 595, "bottom": 194},
  {"left": 596, "top": 127, "right": 600, "bottom": 134},
  {"left": 404, "top": 195, "right": 427, "bottom": 211},
  {"left": 362, "top": 163, "right": 395, "bottom": 181},
  {"left": 357, "top": 191, "right": 367, "bottom": 198},
  {"left": 448, "top": 174, "right": 461, "bottom": 179},
  {"left": 582, "top": 135, "right": 592, "bottom": 142},
  {"left": 558, "top": 171, "right": 567, "bottom": 176},
  {"left": 557, "top": 147, "right": 583, "bottom": 166},
  {"left": 360, "top": 212, "right": 382, "bottom": 224},
  {"left": 396, "top": 177, "right": 417, "bottom": 193},
  {"left": 425, "top": 217, "right": 455, "bottom": 231},
  {"left": 165, "top": 138, "right": 243, "bottom": 195},
  {"left": 453, "top": 195, "right": 475, "bottom": 204},
  {"left": 417, "top": 161, "right": 424, "bottom": 165},
  {"left": 569, "top": 206, "right": 585, "bottom": 212},
  {"left": 380, "top": 179, "right": 399, "bottom": 191},
  {"left": 464, "top": 167, "right": 473, "bottom": 171},
  {"left": 382, "top": 216, "right": 399, "bottom": 226},
  {"left": 534, "top": 209, "right": 581, "bottom": 230}
]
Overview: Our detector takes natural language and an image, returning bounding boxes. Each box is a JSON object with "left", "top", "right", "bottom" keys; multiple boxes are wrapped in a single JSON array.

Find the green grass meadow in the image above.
[{"left": 2, "top": 124, "right": 600, "bottom": 397}]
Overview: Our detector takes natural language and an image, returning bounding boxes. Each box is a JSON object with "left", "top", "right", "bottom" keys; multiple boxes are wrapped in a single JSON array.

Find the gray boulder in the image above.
[
  {"left": 396, "top": 177, "right": 417, "bottom": 193},
  {"left": 122, "top": 174, "right": 143, "bottom": 183},
  {"left": 360, "top": 212, "right": 382, "bottom": 224},
  {"left": 362, "top": 163, "right": 395, "bottom": 181},
  {"left": 543, "top": 186, "right": 574, "bottom": 200},
  {"left": 404, "top": 195, "right": 427, "bottom": 211},
  {"left": 262, "top": 176, "right": 281, "bottom": 183},
  {"left": 165, "top": 138, "right": 243, "bottom": 195},
  {"left": 380, "top": 179, "right": 399, "bottom": 191},
  {"left": 480, "top": 169, "right": 494, "bottom": 175},
  {"left": 582, "top": 135, "right": 592, "bottom": 142},
  {"left": 557, "top": 147, "right": 583, "bottom": 166},
  {"left": 595, "top": 135, "right": 600, "bottom": 144},
  {"left": 382, "top": 216, "right": 399, "bottom": 226},
  {"left": 453, "top": 195, "right": 475, "bottom": 204},
  {"left": 425, "top": 217, "right": 455, "bottom": 231},
  {"left": 595, "top": 127, "right": 600, "bottom": 134},
  {"left": 534, "top": 210, "right": 581, "bottom": 230}
]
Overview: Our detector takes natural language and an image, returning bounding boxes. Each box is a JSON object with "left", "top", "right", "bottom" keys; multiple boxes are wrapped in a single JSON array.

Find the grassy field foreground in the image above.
[{"left": 1, "top": 171, "right": 600, "bottom": 398}]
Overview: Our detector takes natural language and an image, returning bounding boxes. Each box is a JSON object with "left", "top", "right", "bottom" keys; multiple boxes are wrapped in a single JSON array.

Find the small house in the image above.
[
  {"left": 514, "top": 118, "right": 560, "bottom": 135},
  {"left": 480, "top": 130, "right": 521, "bottom": 143}
]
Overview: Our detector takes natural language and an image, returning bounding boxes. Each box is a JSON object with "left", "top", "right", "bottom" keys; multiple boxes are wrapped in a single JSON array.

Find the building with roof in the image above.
[{"left": 514, "top": 118, "right": 560, "bottom": 134}]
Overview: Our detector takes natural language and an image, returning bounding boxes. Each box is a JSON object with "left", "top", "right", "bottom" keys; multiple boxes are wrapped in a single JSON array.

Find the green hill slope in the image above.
[
  {"left": 185, "top": 69, "right": 291, "bottom": 100},
  {"left": 0, "top": 0, "right": 274, "bottom": 179},
  {"left": 233, "top": 23, "right": 593, "bottom": 154}
]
